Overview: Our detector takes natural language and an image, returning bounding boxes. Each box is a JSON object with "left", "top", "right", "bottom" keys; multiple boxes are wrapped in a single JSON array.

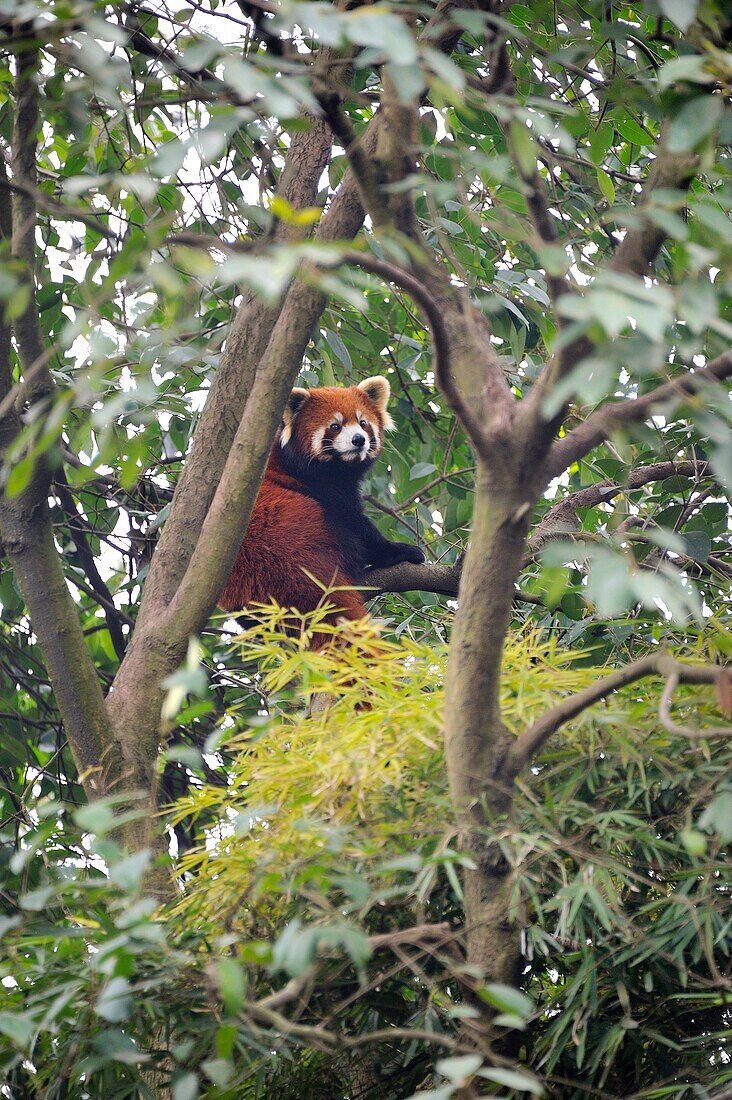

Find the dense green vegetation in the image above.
[{"left": 0, "top": 0, "right": 730, "bottom": 1096}]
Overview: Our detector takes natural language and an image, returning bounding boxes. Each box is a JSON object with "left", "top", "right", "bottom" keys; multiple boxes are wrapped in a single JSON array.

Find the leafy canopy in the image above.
[{"left": 0, "top": 0, "right": 730, "bottom": 1096}]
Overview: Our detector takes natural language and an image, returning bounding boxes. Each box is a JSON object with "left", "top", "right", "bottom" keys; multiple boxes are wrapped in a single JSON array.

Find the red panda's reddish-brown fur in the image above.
[{"left": 219, "top": 376, "right": 424, "bottom": 641}]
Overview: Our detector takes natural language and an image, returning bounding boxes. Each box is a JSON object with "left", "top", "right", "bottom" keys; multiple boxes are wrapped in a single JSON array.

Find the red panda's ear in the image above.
[
  {"left": 281, "top": 387, "right": 310, "bottom": 445},
  {"left": 357, "top": 375, "right": 394, "bottom": 430}
]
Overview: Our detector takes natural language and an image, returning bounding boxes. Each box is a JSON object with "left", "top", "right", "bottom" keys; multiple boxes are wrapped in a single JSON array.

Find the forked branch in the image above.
[
  {"left": 608, "top": 126, "right": 699, "bottom": 279},
  {"left": 504, "top": 655, "right": 731, "bottom": 778}
]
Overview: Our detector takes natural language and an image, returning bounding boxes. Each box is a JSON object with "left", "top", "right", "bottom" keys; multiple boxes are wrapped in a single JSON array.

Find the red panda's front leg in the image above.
[{"left": 358, "top": 514, "right": 425, "bottom": 569}]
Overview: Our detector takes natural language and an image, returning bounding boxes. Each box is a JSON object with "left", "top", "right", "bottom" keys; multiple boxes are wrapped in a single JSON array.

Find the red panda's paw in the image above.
[
  {"left": 374, "top": 542, "right": 426, "bottom": 567},
  {"left": 400, "top": 543, "right": 426, "bottom": 565}
]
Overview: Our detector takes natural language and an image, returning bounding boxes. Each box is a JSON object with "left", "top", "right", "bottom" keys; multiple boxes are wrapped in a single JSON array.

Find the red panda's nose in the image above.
[{"left": 352, "top": 433, "right": 367, "bottom": 449}]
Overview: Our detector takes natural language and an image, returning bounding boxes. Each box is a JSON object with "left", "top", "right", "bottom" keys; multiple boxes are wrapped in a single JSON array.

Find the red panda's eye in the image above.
[
  {"left": 329, "top": 422, "right": 340, "bottom": 433},
  {"left": 359, "top": 419, "right": 369, "bottom": 430}
]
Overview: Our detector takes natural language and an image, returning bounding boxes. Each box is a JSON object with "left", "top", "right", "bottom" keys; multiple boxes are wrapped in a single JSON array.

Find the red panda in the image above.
[{"left": 219, "top": 375, "right": 425, "bottom": 640}]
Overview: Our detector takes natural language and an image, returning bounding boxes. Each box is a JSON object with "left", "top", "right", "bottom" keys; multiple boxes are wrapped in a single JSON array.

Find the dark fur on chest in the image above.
[{"left": 277, "top": 440, "right": 373, "bottom": 575}]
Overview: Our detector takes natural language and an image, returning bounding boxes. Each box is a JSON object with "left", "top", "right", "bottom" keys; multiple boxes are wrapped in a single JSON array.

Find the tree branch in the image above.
[
  {"left": 161, "top": 291, "right": 320, "bottom": 636},
  {"left": 0, "top": 33, "right": 117, "bottom": 801},
  {"left": 504, "top": 655, "right": 731, "bottom": 778},
  {"left": 10, "top": 31, "right": 49, "bottom": 408},
  {"left": 502, "top": 65, "right": 567, "bottom": 308},
  {"left": 342, "top": 250, "right": 490, "bottom": 452},
  {"left": 0, "top": 160, "right": 13, "bottom": 414},
  {"left": 659, "top": 671, "right": 732, "bottom": 740},
  {"left": 525, "top": 460, "right": 713, "bottom": 558},
  {"left": 128, "top": 105, "right": 335, "bottom": 635},
  {"left": 314, "top": 86, "right": 393, "bottom": 231},
  {"left": 54, "top": 470, "right": 130, "bottom": 660},
  {"left": 545, "top": 351, "right": 732, "bottom": 480},
  {"left": 361, "top": 559, "right": 462, "bottom": 597},
  {"left": 607, "top": 126, "right": 699, "bottom": 279},
  {"left": 360, "top": 460, "right": 718, "bottom": 597},
  {"left": 521, "top": 122, "right": 702, "bottom": 443},
  {"left": 121, "top": 3, "right": 480, "bottom": 637},
  {"left": 312, "top": 9, "right": 515, "bottom": 466}
]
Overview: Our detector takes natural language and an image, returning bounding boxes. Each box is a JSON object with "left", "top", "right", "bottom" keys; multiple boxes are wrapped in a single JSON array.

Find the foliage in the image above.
[
  {"left": 0, "top": 0, "right": 731, "bottom": 1097},
  {"left": 2, "top": 619, "right": 731, "bottom": 1098}
]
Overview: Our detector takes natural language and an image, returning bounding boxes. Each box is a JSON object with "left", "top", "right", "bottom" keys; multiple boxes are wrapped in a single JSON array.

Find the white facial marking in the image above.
[
  {"left": 280, "top": 424, "right": 291, "bottom": 446},
  {"left": 331, "top": 418, "right": 377, "bottom": 461},
  {"left": 359, "top": 413, "right": 378, "bottom": 455},
  {"left": 311, "top": 427, "right": 326, "bottom": 455}
]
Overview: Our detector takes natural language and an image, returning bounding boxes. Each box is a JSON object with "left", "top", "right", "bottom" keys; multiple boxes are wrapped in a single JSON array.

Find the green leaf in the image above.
[
  {"left": 5, "top": 455, "right": 35, "bottom": 497},
  {"left": 436, "top": 1054, "right": 483, "bottom": 1083},
  {"left": 20, "top": 885, "right": 56, "bottom": 911},
  {"left": 108, "top": 849, "right": 150, "bottom": 892},
  {"left": 172, "top": 1074, "right": 200, "bottom": 1100},
  {"left": 479, "top": 983, "right": 535, "bottom": 1019},
  {"left": 493, "top": 1011, "right": 529, "bottom": 1029},
  {"left": 680, "top": 828, "right": 707, "bottom": 857},
  {"left": 96, "top": 977, "right": 132, "bottom": 1022},
  {"left": 682, "top": 531, "right": 711, "bottom": 564},
  {"left": 93, "top": 1029, "right": 149, "bottom": 1064},
  {"left": 698, "top": 792, "right": 732, "bottom": 842},
  {"left": 667, "top": 95, "right": 722, "bottom": 153},
  {"left": 588, "top": 123, "right": 614, "bottom": 165},
  {"left": 215, "top": 957, "right": 247, "bottom": 1014},
  {"left": 410, "top": 462, "right": 437, "bottom": 480},
  {"left": 324, "top": 328, "right": 353, "bottom": 374},
  {"left": 478, "top": 1066, "right": 545, "bottom": 1094},
  {"left": 509, "top": 120, "right": 537, "bottom": 176},
  {"left": 0, "top": 1011, "right": 35, "bottom": 1048},
  {"left": 202, "top": 1058, "right": 233, "bottom": 1086},
  {"left": 658, "top": 55, "right": 714, "bottom": 90},
  {"left": 596, "top": 168, "right": 615, "bottom": 204},
  {"left": 406, "top": 1089, "right": 455, "bottom": 1100},
  {"left": 345, "top": 9, "right": 418, "bottom": 65},
  {"left": 659, "top": 0, "right": 698, "bottom": 32},
  {"left": 711, "top": 439, "right": 732, "bottom": 492},
  {"left": 74, "top": 802, "right": 118, "bottom": 836},
  {"left": 272, "top": 919, "right": 318, "bottom": 977}
]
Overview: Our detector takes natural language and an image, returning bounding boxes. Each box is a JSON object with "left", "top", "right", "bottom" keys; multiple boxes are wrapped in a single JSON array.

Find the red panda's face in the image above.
[{"left": 280, "top": 376, "right": 394, "bottom": 465}]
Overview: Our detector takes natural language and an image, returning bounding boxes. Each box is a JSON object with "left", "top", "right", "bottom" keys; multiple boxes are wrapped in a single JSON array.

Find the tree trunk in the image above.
[{"left": 443, "top": 464, "right": 535, "bottom": 1035}]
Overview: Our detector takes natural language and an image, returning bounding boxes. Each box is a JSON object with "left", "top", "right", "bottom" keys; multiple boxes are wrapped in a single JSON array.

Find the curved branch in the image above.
[
  {"left": 0, "top": 35, "right": 116, "bottom": 800},
  {"left": 546, "top": 351, "right": 732, "bottom": 480},
  {"left": 522, "top": 123, "right": 702, "bottom": 438},
  {"left": 504, "top": 656, "right": 731, "bottom": 779},
  {"left": 54, "top": 470, "right": 129, "bottom": 659},
  {"left": 659, "top": 672, "right": 732, "bottom": 741},
  {"left": 525, "top": 459, "right": 713, "bottom": 559}
]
